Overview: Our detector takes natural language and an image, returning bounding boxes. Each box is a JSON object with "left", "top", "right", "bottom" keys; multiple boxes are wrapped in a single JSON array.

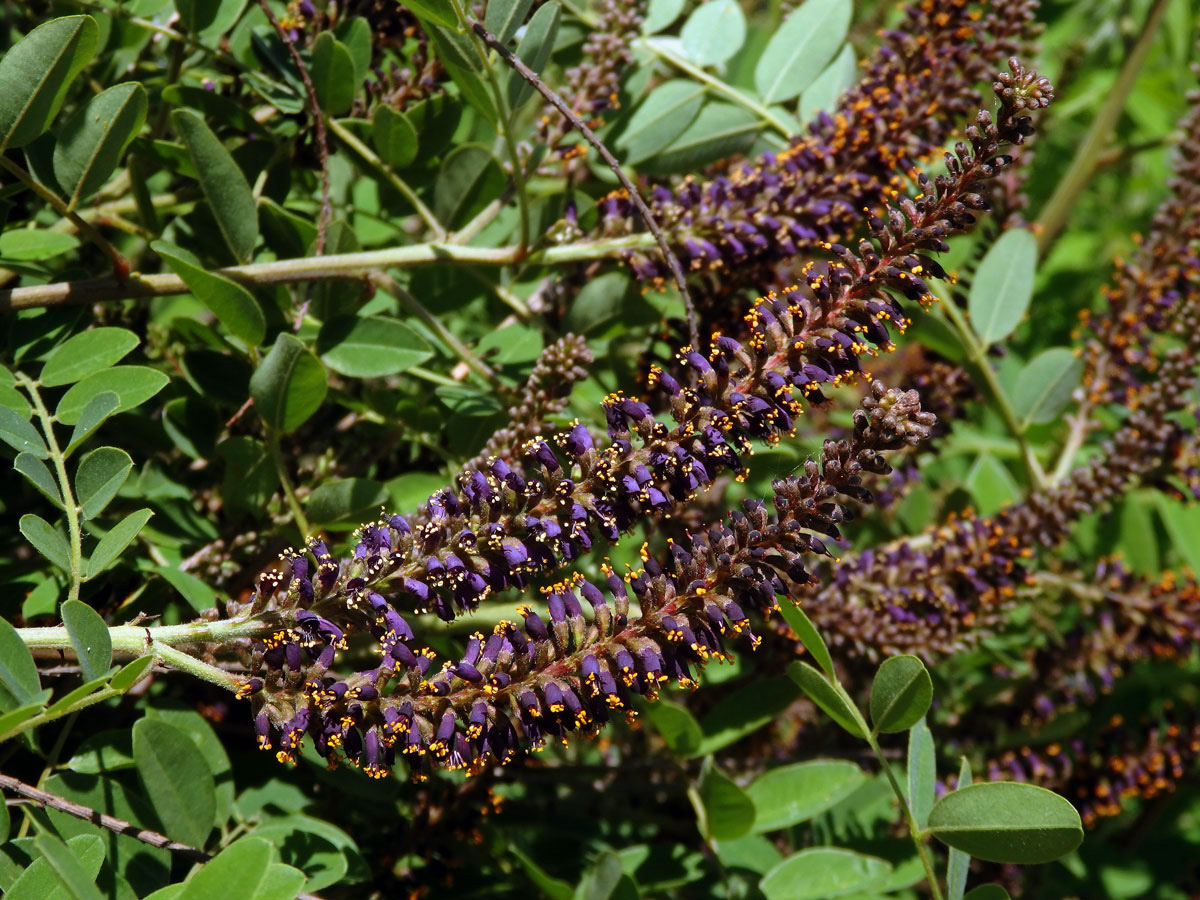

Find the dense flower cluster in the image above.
[
  {"left": 597, "top": 0, "right": 1040, "bottom": 300},
  {"left": 239, "top": 383, "right": 934, "bottom": 777}
]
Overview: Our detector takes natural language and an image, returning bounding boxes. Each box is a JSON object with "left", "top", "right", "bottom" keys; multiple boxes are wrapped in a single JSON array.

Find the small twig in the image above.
[
  {"left": 0, "top": 774, "right": 325, "bottom": 900},
  {"left": 0, "top": 158, "right": 130, "bottom": 279},
  {"left": 256, "top": 1, "right": 332, "bottom": 263},
  {"left": 469, "top": 18, "right": 701, "bottom": 350}
]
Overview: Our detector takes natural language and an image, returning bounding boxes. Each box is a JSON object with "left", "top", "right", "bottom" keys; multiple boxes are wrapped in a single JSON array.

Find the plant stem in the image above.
[
  {"left": 0, "top": 234, "right": 657, "bottom": 311},
  {"left": 0, "top": 157, "right": 130, "bottom": 278},
  {"left": 16, "top": 375, "right": 85, "bottom": 604},
  {"left": 371, "top": 272, "right": 499, "bottom": 388},
  {"left": 325, "top": 116, "right": 445, "bottom": 238},
  {"left": 639, "top": 37, "right": 795, "bottom": 139},
  {"left": 451, "top": 0, "right": 532, "bottom": 254},
  {"left": 865, "top": 730, "right": 947, "bottom": 900},
  {"left": 1034, "top": 0, "right": 1170, "bottom": 255},
  {"left": 933, "top": 291, "right": 1048, "bottom": 490},
  {"left": 266, "top": 433, "right": 311, "bottom": 539}
]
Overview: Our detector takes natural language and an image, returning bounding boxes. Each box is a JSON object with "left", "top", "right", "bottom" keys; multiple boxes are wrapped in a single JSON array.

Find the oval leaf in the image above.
[
  {"left": 927, "top": 782, "right": 1084, "bottom": 864},
  {"left": 65, "top": 390, "right": 121, "bottom": 456},
  {"left": 968, "top": 228, "right": 1037, "bottom": 345},
  {"left": 641, "top": 698, "right": 702, "bottom": 755},
  {"left": 0, "top": 617, "right": 42, "bottom": 706},
  {"left": 0, "top": 16, "right": 99, "bottom": 152},
  {"left": 75, "top": 446, "right": 133, "bottom": 520},
  {"left": 170, "top": 108, "right": 258, "bottom": 263},
  {"left": 947, "top": 757, "right": 973, "bottom": 900},
  {"left": 777, "top": 600, "right": 834, "bottom": 677},
  {"left": 14, "top": 451, "right": 62, "bottom": 507},
  {"left": 56, "top": 365, "right": 169, "bottom": 426},
  {"left": 306, "top": 478, "right": 389, "bottom": 525},
  {"left": 110, "top": 655, "right": 156, "bottom": 693},
  {"left": 41, "top": 327, "right": 140, "bottom": 387},
  {"left": 434, "top": 144, "right": 505, "bottom": 229},
  {"left": 61, "top": 600, "right": 113, "bottom": 682},
  {"left": 251, "top": 333, "right": 328, "bottom": 432},
  {"left": 640, "top": 102, "right": 758, "bottom": 176},
  {"left": 10, "top": 833, "right": 105, "bottom": 900},
  {"left": 317, "top": 315, "right": 433, "bottom": 378},
  {"left": 908, "top": 716, "right": 936, "bottom": 830},
  {"left": 1012, "top": 347, "right": 1083, "bottom": 427},
  {"left": 19, "top": 513, "right": 71, "bottom": 571},
  {"left": 53, "top": 81, "right": 148, "bottom": 209},
  {"left": 760, "top": 848, "right": 892, "bottom": 900},
  {"left": 963, "top": 886, "right": 1012, "bottom": 900},
  {"left": 697, "top": 760, "right": 755, "bottom": 841},
  {"left": 680, "top": 0, "right": 746, "bottom": 66},
  {"left": 693, "top": 675, "right": 800, "bottom": 756},
  {"left": 799, "top": 43, "right": 857, "bottom": 123},
  {"left": 133, "top": 718, "right": 217, "bottom": 849},
  {"left": 372, "top": 105, "right": 418, "bottom": 169},
  {"left": 177, "top": 837, "right": 273, "bottom": 900},
  {"left": 747, "top": 760, "right": 867, "bottom": 833},
  {"left": 0, "top": 405, "right": 48, "bottom": 458},
  {"left": 617, "top": 80, "right": 705, "bottom": 166},
  {"left": 755, "top": 0, "right": 852, "bottom": 104},
  {"left": 507, "top": 1, "right": 560, "bottom": 108},
  {"left": 485, "top": 0, "right": 535, "bottom": 45},
  {"left": 154, "top": 242, "right": 265, "bottom": 345},
  {"left": 787, "top": 662, "right": 865, "bottom": 737},
  {"left": 311, "top": 33, "right": 357, "bottom": 116},
  {"left": 86, "top": 508, "right": 153, "bottom": 578},
  {"left": 870, "top": 654, "right": 933, "bottom": 734}
]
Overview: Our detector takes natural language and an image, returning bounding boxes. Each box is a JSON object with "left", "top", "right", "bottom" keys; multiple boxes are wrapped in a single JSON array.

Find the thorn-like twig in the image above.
[
  {"left": 469, "top": 17, "right": 701, "bottom": 350},
  {"left": 0, "top": 772, "right": 325, "bottom": 899},
  {"left": 256, "top": 1, "right": 333, "bottom": 317}
]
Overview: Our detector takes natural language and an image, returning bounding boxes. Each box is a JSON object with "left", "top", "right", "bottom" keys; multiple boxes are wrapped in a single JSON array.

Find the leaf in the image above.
[
  {"left": 372, "top": 105, "right": 418, "bottom": 169},
  {"left": 695, "top": 759, "right": 755, "bottom": 841},
  {"left": 962, "top": 886, "right": 1011, "bottom": 900},
  {"left": 66, "top": 729, "right": 136, "bottom": 774},
  {"left": 787, "top": 662, "right": 866, "bottom": 737},
  {"left": 0, "top": 229, "right": 80, "bottom": 261},
  {"left": 693, "top": 676, "right": 800, "bottom": 755},
  {"left": 486, "top": 0, "right": 535, "bottom": 44},
  {"left": 747, "top": 760, "right": 867, "bottom": 833},
  {"left": 170, "top": 108, "right": 258, "bottom": 263},
  {"left": 680, "top": 0, "right": 746, "bottom": 66},
  {"left": 0, "top": 16, "right": 99, "bottom": 152},
  {"left": 907, "top": 716, "right": 936, "bottom": 830},
  {"left": 43, "top": 674, "right": 111, "bottom": 719},
  {"left": 0, "top": 405, "right": 48, "bottom": 458},
  {"left": 85, "top": 508, "right": 153, "bottom": 578},
  {"left": 175, "top": 0, "right": 222, "bottom": 33},
  {"left": 247, "top": 815, "right": 356, "bottom": 891},
  {"left": 53, "top": 82, "right": 147, "bottom": 210},
  {"left": 59, "top": 600, "right": 112, "bottom": 683},
  {"left": 639, "top": 102, "right": 758, "bottom": 175},
  {"left": 755, "top": 0, "right": 852, "bottom": 104},
  {"left": 74, "top": 446, "right": 133, "bottom": 520},
  {"left": 799, "top": 44, "right": 857, "bottom": 123},
  {"left": 15, "top": 452, "right": 62, "bottom": 507},
  {"left": 109, "top": 655, "right": 155, "bottom": 693},
  {"left": 507, "top": 1, "right": 560, "bottom": 108},
  {"left": 154, "top": 242, "right": 265, "bottom": 345},
  {"left": 640, "top": 698, "right": 702, "bottom": 755},
  {"left": 1011, "top": 347, "right": 1082, "bottom": 427},
  {"left": 616, "top": 80, "right": 705, "bottom": 166},
  {"left": 760, "top": 848, "right": 892, "bottom": 900},
  {"left": 7, "top": 834, "right": 105, "bottom": 900},
  {"left": 250, "top": 334, "right": 328, "bottom": 432},
  {"left": 40, "top": 327, "right": 140, "bottom": 387},
  {"left": 146, "top": 706, "right": 234, "bottom": 827},
  {"left": 64, "top": 391, "right": 120, "bottom": 457},
  {"left": 870, "top": 655, "right": 933, "bottom": 734},
  {"left": 157, "top": 566, "right": 217, "bottom": 613},
  {"left": 177, "top": 838, "right": 271, "bottom": 900},
  {"left": 425, "top": 25, "right": 496, "bottom": 123},
  {"left": 968, "top": 228, "right": 1037, "bottom": 345},
  {"left": 0, "top": 617, "right": 42, "bottom": 706},
  {"left": 20, "top": 514, "right": 71, "bottom": 571},
  {"left": 317, "top": 315, "right": 433, "bottom": 378},
  {"left": 311, "top": 33, "right": 357, "bottom": 116},
  {"left": 133, "top": 718, "right": 217, "bottom": 849},
  {"left": 642, "top": 0, "right": 685, "bottom": 34},
  {"left": 306, "top": 478, "right": 389, "bottom": 526},
  {"left": 403, "top": 0, "right": 458, "bottom": 27},
  {"left": 927, "top": 782, "right": 1084, "bottom": 864},
  {"left": 55, "top": 366, "right": 169, "bottom": 426},
  {"left": 0, "top": 697, "right": 51, "bottom": 737},
  {"left": 777, "top": 600, "right": 834, "bottom": 678},
  {"left": 509, "top": 844, "right": 573, "bottom": 900},
  {"left": 434, "top": 144, "right": 505, "bottom": 229},
  {"left": 334, "top": 16, "right": 372, "bottom": 83},
  {"left": 946, "top": 758, "right": 973, "bottom": 900},
  {"left": 965, "top": 453, "right": 1019, "bottom": 517}
]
